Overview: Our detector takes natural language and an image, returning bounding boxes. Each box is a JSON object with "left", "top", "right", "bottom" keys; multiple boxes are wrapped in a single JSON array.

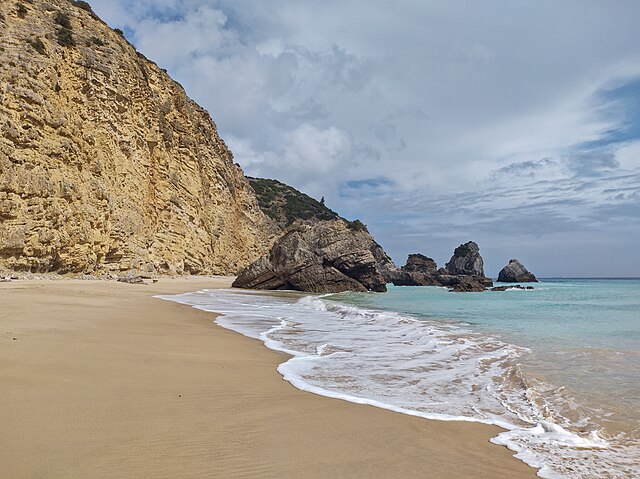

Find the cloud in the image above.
[
  {"left": 88, "top": 0, "right": 640, "bottom": 276},
  {"left": 492, "top": 158, "right": 558, "bottom": 178}
]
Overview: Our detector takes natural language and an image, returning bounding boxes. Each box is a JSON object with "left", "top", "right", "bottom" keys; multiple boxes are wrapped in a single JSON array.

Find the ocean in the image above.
[{"left": 160, "top": 279, "right": 640, "bottom": 478}]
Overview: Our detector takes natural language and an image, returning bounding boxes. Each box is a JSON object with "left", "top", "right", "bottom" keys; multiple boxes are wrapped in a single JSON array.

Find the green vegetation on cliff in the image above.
[{"left": 247, "top": 177, "right": 340, "bottom": 229}]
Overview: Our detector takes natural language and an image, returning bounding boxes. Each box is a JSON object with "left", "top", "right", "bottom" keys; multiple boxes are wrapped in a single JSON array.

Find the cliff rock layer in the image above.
[
  {"left": 0, "top": 1, "right": 270, "bottom": 274},
  {"left": 232, "top": 220, "right": 388, "bottom": 293}
]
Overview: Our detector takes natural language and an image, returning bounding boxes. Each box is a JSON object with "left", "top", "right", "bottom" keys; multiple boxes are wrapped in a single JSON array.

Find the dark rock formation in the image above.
[
  {"left": 497, "top": 259, "right": 538, "bottom": 283},
  {"left": 448, "top": 276, "right": 489, "bottom": 292},
  {"left": 389, "top": 247, "right": 493, "bottom": 291},
  {"left": 371, "top": 242, "right": 399, "bottom": 282},
  {"left": 445, "top": 242, "right": 485, "bottom": 277},
  {"left": 491, "top": 285, "right": 535, "bottom": 291},
  {"left": 404, "top": 254, "right": 438, "bottom": 274},
  {"left": 437, "top": 274, "right": 493, "bottom": 292},
  {"left": 389, "top": 254, "right": 440, "bottom": 286},
  {"left": 232, "top": 220, "right": 388, "bottom": 293}
]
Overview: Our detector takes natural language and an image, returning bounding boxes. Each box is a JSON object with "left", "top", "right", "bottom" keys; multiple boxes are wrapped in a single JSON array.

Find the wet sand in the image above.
[{"left": 0, "top": 278, "right": 538, "bottom": 478}]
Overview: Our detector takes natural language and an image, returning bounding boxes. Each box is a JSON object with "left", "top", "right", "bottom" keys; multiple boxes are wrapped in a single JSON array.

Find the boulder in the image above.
[
  {"left": 445, "top": 241, "right": 485, "bottom": 277},
  {"left": 497, "top": 259, "right": 538, "bottom": 283},
  {"left": 232, "top": 220, "right": 388, "bottom": 293},
  {"left": 116, "top": 273, "right": 145, "bottom": 285}
]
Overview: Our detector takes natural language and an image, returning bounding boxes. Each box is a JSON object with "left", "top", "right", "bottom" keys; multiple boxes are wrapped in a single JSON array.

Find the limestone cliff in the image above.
[{"left": 0, "top": 1, "right": 271, "bottom": 274}]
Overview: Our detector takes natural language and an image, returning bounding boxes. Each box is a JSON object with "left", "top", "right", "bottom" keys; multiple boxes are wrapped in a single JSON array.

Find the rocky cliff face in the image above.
[
  {"left": 232, "top": 220, "right": 388, "bottom": 293},
  {"left": 0, "top": 1, "right": 270, "bottom": 274}
]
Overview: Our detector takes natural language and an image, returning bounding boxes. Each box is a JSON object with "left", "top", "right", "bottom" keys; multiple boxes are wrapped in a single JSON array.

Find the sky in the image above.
[{"left": 89, "top": 0, "right": 640, "bottom": 277}]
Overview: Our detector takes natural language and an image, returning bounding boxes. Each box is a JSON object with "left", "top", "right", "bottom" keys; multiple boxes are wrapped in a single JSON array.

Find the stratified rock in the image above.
[
  {"left": 0, "top": 1, "right": 270, "bottom": 275},
  {"left": 497, "top": 259, "right": 538, "bottom": 283},
  {"left": 390, "top": 254, "right": 439, "bottom": 286},
  {"left": 445, "top": 241, "right": 485, "bottom": 277},
  {"left": 404, "top": 254, "right": 438, "bottom": 274},
  {"left": 371, "top": 241, "right": 398, "bottom": 282},
  {"left": 232, "top": 220, "right": 388, "bottom": 293}
]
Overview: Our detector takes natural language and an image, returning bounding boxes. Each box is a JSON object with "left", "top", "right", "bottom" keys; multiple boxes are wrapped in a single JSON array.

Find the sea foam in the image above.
[{"left": 158, "top": 288, "right": 638, "bottom": 479}]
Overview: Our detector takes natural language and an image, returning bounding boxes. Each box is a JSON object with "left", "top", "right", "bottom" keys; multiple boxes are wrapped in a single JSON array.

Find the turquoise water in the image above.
[
  {"left": 331, "top": 279, "right": 640, "bottom": 477},
  {"left": 333, "top": 280, "right": 640, "bottom": 354},
  {"left": 164, "top": 279, "right": 640, "bottom": 478}
]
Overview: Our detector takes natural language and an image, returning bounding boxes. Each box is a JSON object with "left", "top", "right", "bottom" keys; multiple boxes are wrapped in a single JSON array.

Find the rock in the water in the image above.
[
  {"left": 497, "top": 259, "right": 538, "bottom": 283},
  {"left": 491, "top": 285, "right": 534, "bottom": 291},
  {"left": 404, "top": 254, "right": 438, "bottom": 274},
  {"left": 389, "top": 254, "right": 439, "bottom": 286},
  {"left": 445, "top": 241, "right": 485, "bottom": 277},
  {"left": 448, "top": 276, "right": 488, "bottom": 292},
  {"left": 232, "top": 220, "right": 388, "bottom": 293},
  {"left": 389, "top": 248, "right": 492, "bottom": 291}
]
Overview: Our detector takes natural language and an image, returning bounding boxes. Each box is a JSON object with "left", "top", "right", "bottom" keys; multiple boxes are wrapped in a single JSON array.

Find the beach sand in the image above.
[{"left": 0, "top": 278, "right": 537, "bottom": 478}]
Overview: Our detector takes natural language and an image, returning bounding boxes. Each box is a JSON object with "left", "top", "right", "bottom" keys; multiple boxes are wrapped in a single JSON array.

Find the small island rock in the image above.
[
  {"left": 497, "top": 259, "right": 538, "bottom": 283},
  {"left": 445, "top": 241, "right": 485, "bottom": 277}
]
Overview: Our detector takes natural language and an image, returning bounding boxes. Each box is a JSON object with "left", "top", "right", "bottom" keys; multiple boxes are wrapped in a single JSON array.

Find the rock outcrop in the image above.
[
  {"left": 436, "top": 274, "right": 493, "bottom": 292},
  {"left": 390, "top": 243, "right": 492, "bottom": 292},
  {"left": 497, "top": 259, "right": 538, "bottom": 283},
  {"left": 0, "top": 1, "right": 271, "bottom": 275},
  {"left": 491, "top": 285, "right": 534, "bottom": 291},
  {"left": 232, "top": 220, "right": 387, "bottom": 293},
  {"left": 389, "top": 254, "right": 440, "bottom": 286},
  {"left": 445, "top": 241, "right": 485, "bottom": 277}
]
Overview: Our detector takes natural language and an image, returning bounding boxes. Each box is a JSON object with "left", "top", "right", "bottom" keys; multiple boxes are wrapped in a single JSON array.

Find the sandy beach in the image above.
[{"left": 0, "top": 278, "right": 537, "bottom": 478}]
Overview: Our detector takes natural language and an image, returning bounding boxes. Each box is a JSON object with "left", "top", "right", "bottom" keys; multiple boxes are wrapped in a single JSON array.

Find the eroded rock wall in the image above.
[{"left": 0, "top": 1, "right": 270, "bottom": 274}]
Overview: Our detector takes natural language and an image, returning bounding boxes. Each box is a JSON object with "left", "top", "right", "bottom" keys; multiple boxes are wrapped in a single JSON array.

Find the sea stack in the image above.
[
  {"left": 389, "top": 254, "right": 440, "bottom": 286},
  {"left": 497, "top": 259, "right": 538, "bottom": 283},
  {"left": 445, "top": 241, "right": 485, "bottom": 277}
]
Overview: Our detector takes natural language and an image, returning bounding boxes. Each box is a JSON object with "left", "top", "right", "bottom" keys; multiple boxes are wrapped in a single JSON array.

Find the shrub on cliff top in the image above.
[
  {"left": 347, "top": 219, "right": 369, "bottom": 233},
  {"left": 71, "top": 1, "right": 93, "bottom": 12}
]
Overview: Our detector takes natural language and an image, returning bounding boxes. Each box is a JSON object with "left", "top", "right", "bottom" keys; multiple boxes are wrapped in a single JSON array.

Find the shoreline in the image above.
[{"left": 0, "top": 278, "right": 537, "bottom": 478}]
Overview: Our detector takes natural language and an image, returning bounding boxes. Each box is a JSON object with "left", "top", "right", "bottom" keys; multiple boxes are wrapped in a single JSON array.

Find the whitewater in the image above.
[{"left": 159, "top": 280, "right": 640, "bottom": 478}]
